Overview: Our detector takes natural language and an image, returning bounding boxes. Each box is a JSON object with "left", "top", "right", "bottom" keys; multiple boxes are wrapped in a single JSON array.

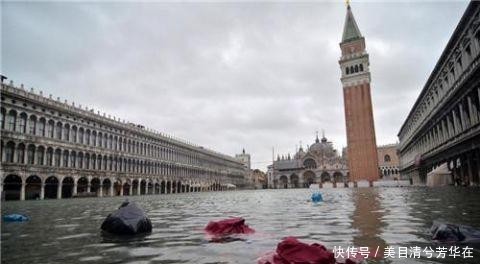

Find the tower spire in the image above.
[{"left": 342, "top": 2, "right": 362, "bottom": 42}]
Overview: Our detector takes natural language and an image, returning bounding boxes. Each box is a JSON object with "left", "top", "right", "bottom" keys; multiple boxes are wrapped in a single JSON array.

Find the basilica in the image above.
[{"left": 269, "top": 134, "right": 349, "bottom": 188}]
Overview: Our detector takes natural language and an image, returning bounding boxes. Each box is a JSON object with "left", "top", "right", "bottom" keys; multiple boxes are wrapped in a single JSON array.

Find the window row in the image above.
[{"left": 0, "top": 142, "right": 238, "bottom": 178}]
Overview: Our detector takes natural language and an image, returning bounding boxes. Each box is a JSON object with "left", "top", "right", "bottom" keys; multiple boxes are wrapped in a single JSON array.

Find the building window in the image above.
[
  {"left": 47, "top": 120, "right": 55, "bottom": 138},
  {"left": 6, "top": 110, "right": 16, "bottom": 131},
  {"left": 17, "top": 144, "right": 25, "bottom": 163},
  {"left": 37, "top": 119, "right": 46, "bottom": 136},
  {"left": 56, "top": 122, "right": 62, "bottom": 140},
  {"left": 27, "top": 145, "right": 35, "bottom": 164},
  {"left": 359, "top": 64, "right": 364, "bottom": 71},
  {"left": 303, "top": 158, "right": 317, "bottom": 169},
  {"left": 0, "top": 108, "right": 5, "bottom": 129},
  {"left": 354, "top": 65, "right": 359, "bottom": 73},
  {"left": 72, "top": 126, "right": 77, "bottom": 143},
  {"left": 17, "top": 113, "right": 27, "bottom": 133},
  {"left": 64, "top": 125, "right": 70, "bottom": 141},
  {"left": 37, "top": 147, "right": 44, "bottom": 165},
  {"left": 346, "top": 67, "right": 350, "bottom": 74},
  {"left": 384, "top": 154, "right": 391, "bottom": 162},
  {"left": 46, "top": 148, "right": 53, "bottom": 166},
  {"left": 5, "top": 142, "right": 15, "bottom": 162},
  {"left": 28, "top": 116, "right": 37, "bottom": 135}
]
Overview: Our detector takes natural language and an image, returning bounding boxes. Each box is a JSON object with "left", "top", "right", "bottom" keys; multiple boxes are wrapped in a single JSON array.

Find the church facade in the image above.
[{"left": 270, "top": 134, "right": 349, "bottom": 189}]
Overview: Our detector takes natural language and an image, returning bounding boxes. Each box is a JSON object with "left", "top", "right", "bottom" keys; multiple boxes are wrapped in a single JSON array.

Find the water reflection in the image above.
[
  {"left": 2, "top": 188, "right": 480, "bottom": 263},
  {"left": 351, "top": 188, "right": 388, "bottom": 260}
]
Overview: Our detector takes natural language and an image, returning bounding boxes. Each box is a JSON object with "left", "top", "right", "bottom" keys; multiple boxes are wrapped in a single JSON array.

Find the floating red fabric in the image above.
[
  {"left": 204, "top": 217, "right": 255, "bottom": 237},
  {"left": 274, "top": 236, "right": 335, "bottom": 264},
  {"left": 257, "top": 237, "right": 364, "bottom": 264}
]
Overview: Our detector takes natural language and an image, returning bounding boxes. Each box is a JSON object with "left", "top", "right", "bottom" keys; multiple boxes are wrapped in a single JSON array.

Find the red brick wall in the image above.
[{"left": 343, "top": 82, "right": 380, "bottom": 182}]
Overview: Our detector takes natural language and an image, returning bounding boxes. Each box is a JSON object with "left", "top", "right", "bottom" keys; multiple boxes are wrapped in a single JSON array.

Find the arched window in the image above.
[
  {"left": 70, "top": 151, "right": 76, "bottom": 168},
  {"left": 37, "top": 146, "right": 45, "bottom": 165},
  {"left": 6, "top": 110, "right": 16, "bottom": 131},
  {"left": 346, "top": 67, "right": 349, "bottom": 74},
  {"left": 78, "top": 153, "right": 83, "bottom": 169},
  {"left": 17, "top": 143, "right": 25, "bottom": 163},
  {"left": 0, "top": 108, "right": 5, "bottom": 129},
  {"left": 98, "top": 132, "right": 103, "bottom": 147},
  {"left": 71, "top": 126, "right": 77, "bottom": 143},
  {"left": 46, "top": 148, "right": 53, "bottom": 166},
  {"left": 92, "top": 131, "right": 97, "bottom": 147},
  {"left": 350, "top": 66, "right": 354, "bottom": 74},
  {"left": 63, "top": 124, "right": 70, "bottom": 141},
  {"left": 359, "top": 64, "right": 364, "bottom": 71},
  {"left": 47, "top": 120, "right": 55, "bottom": 138},
  {"left": 56, "top": 122, "right": 62, "bottom": 140},
  {"left": 78, "top": 128, "right": 84, "bottom": 144},
  {"left": 37, "top": 118, "right": 46, "bottom": 136},
  {"left": 384, "top": 154, "right": 391, "bottom": 162},
  {"left": 85, "top": 130, "right": 91, "bottom": 145},
  {"left": 303, "top": 158, "right": 317, "bottom": 169},
  {"left": 17, "top": 113, "right": 27, "bottom": 133},
  {"left": 355, "top": 65, "right": 359, "bottom": 73},
  {"left": 27, "top": 145, "right": 35, "bottom": 164},
  {"left": 54, "top": 149, "right": 61, "bottom": 167},
  {"left": 28, "top": 116, "right": 37, "bottom": 135},
  {"left": 5, "top": 141, "right": 15, "bottom": 162},
  {"left": 63, "top": 150, "right": 69, "bottom": 167}
]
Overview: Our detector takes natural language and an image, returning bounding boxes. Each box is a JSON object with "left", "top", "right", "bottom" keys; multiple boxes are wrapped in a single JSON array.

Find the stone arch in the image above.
[
  {"left": 303, "top": 170, "right": 316, "bottom": 187},
  {"left": 384, "top": 154, "right": 391, "bottom": 162},
  {"left": 167, "top": 180, "right": 172, "bottom": 194},
  {"left": 321, "top": 171, "right": 331, "bottom": 182},
  {"left": 161, "top": 180, "right": 166, "bottom": 194},
  {"left": 25, "top": 175, "right": 42, "bottom": 200},
  {"left": 62, "top": 176, "right": 75, "bottom": 198},
  {"left": 290, "top": 174, "right": 299, "bottom": 188},
  {"left": 44, "top": 176, "right": 59, "bottom": 199},
  {"left": 102, "top": 178, "right": 112, "bottom": 196},
  {"left": 132, "top": 179, "right": 139, "bottom": 195},
  {"left": 140, "top": 179, "right": 147, "bottom": 195},
  {"left": 333, "top": 171, "right": 344, "bottom": 183},
  {"left": 113, "top": 179, "right": 122, "bottom": 196},
  {"left": 77, "top": 177, "right": 88, "bottom": 194},
  {"left": 146, "top": 180, "right": 155, "bottom": 194},
  {"left": 303, "top": 158, "right": 317, "bottom": 169},
  {"left": 3, "top": 174, "right": 22, "bottom": 200},
  {"left": 123, "top": 179, "right": 131, "bottom": 196},
  {"left": 91, "top": 178, "right": 101, "bottom": 195},
  {"left": 279, "top": 175, "right": 288, "bottom": 189}
]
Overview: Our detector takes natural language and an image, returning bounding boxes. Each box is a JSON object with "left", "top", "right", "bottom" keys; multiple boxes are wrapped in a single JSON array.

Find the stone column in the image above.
[
  {"left": 137, "top": 182, "right": 141, "bottom": 195},
  {"left": 40, "top": 183, "right": 45, "bottom": 200},
  {"left": 57, "top": 183, "right": 62, "bottom": 199},
  {"left": 163, "top": 182, "right": 167, "bottom": 194},
  {"left": 109, "top": 183, "right": 114, "bottom": 197},
  {"left": 20, "top": 182, "right": 25, "bottom": 201},
  {"left": 467, "top": 153, "right": 473, "bottom": 186},
  {"left": 73, "top": 180, "right": 78, "bottom": 196},
  {"left": 145, "top": 182, "right": 148, "bottom": 195},
  {"left": 87, "top": 183, "right": 91, "bottom": 193},
  {"left": 129, "top": 184, "right": 133, "bottom": 196},
  {"left": 467, "top": 96, "right": 478, "bottom": 125},
  {"left": 119, "top": 184, "right": 124, "bottom": 196},
  {"left": 452, "top": 109, "right": 459, "bottom": 135},
  {"left": 98, "top": 184, "right": 103, "bottom": 197}
]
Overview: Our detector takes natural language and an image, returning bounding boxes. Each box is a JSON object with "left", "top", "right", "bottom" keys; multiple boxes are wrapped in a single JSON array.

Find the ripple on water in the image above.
[{"left": 2, "top": 188, "right": 480, "bottom": 264}]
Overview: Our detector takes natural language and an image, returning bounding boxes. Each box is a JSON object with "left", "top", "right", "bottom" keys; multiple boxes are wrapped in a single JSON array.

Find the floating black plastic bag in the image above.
[
  {"left": 431, "top": 220, "right": 480, "bottom": 243},
  {"left": 101, "top": 201, "right": 152, "bottom": 235}
]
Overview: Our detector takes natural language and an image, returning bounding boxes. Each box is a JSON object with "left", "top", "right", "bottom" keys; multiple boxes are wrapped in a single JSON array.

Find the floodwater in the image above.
[{"left": 2, "top": 187, "right": 480, "bottom": 264}]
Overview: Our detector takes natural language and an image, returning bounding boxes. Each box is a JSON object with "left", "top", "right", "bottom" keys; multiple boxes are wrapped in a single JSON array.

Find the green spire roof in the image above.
[{"left": 342, "top": 4, "right": 362, "bottom": 42}]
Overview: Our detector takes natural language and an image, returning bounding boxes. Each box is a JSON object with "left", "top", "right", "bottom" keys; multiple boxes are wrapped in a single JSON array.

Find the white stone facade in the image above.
[{"left": 0, "top": 81, "right": 247, "bottom": 200}]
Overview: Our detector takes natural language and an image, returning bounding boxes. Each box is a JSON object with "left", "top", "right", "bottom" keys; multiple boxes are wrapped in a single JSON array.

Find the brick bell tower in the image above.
[{"left": 339, "top": 3, "right": 379, "bottom": 183}]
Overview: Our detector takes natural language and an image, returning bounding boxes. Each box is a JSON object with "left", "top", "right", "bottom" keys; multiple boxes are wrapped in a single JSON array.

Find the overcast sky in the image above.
[{"left": 2, "top": 1, "right": 469, "bottom": 170}]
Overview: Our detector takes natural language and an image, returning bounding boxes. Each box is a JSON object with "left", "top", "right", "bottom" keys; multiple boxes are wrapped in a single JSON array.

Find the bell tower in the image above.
[{"left": 339, "top": 3, "right": 379, "bottom": 183}]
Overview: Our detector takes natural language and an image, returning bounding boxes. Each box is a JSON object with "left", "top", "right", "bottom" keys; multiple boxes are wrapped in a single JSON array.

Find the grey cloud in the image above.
[{"left": 2, "top": 1, "right": 469, "bottom": 170}]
